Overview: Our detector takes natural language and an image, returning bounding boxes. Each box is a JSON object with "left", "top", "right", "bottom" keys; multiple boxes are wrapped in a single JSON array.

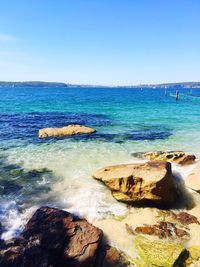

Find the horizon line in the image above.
[{"left": 0, "top": 80, "right": 200, "bottom": 87}]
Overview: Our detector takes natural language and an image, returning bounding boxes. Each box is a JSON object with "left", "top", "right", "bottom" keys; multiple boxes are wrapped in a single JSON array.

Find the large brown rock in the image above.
[
  {"left": 38, "top": 124, "right": 96, "bottom": 138},
  {"left": 0, "top": 207, "right": 103, "bottom": 267},
  {"left": 144, "top": 151, "right": 196, "bottom": 165},
  {"left": 92, "top": 161, "right": 178, "bottom": 206},
  {"left": 185, "top": 164, "right": 200, "bottom": 192}
]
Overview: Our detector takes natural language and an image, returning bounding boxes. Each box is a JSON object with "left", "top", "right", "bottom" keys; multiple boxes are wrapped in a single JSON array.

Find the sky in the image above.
[{"left": 0, "top": 0, "right": 200, "bottom": 85}]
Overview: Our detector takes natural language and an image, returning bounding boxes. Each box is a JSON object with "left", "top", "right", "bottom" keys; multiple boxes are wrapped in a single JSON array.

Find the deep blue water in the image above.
[{"left": 0, "top": 86, "right": 200, "bottom": 146}]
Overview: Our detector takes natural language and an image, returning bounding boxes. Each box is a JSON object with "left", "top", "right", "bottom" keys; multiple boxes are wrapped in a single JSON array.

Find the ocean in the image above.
[{"left": 0, "top": 86, "right": 200, "bottom": 240}]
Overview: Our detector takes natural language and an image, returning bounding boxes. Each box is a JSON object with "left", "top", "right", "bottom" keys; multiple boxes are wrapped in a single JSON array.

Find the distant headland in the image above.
[
  {"left": 0, "top": 81, "right": 68, "bottom": 88},
  {"left": 0, "top": 81, "right": 200, "bottom": 88}
]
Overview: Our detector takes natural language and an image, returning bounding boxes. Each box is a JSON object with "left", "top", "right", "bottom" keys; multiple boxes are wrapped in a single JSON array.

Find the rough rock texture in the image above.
[
  {"left": 176, "top": 212, "right": 200, "bottom": 225},
  {"left": 38, "top": 124, "right": 96, "bottom": 138},
  {"left": 144, "top": 151, "right": 196, "bottom": 165},
  {"left": 60, "top": 219, "right": 102, "bottom": 267},
  {"left": 92, "top": 161, "right": 178, "bottom": 206},
  {"left": 132, "top": 221, "right": 190, "bottom": 239},
  {"left": 0, "top": 206, "right": 102, "bottom": 267},
  {"left": 185, "top": 164, "right": 200, "bottom": 192},
  {"left": 156, "top": 210, "right": 200, "bottom": 226},
  {"left": 134, "top": 235, "right": 188, "bottom": 267},
  {"left": 100, "top": 246, "right": 130, "bottom": 267}
]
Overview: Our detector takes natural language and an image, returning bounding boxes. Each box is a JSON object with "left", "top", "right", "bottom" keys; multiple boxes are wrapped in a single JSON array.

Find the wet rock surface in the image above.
[
  {"left": 176, "top": 211, "right": 200, "bottom": 225},
  {"left": 126, "top": 210, "right": 199, "bottom": 241},
  {"left": 132, "top": 151, "right": 196, "bottom": 165},
  {"left": 144, "top": 151, "right": 196, "bottom": 165},
  {"left": 38, "top": 124, "right": 96, "bottom": 138},
  {"left": 0, "top": 206, "right": 103, "bottom": 267},
  {"left": 99, "top": 246, "right": 131, "bottom": 267},
  {"left": 156, "top": 210, "right": 200, "bottom": 225},
  {"left": 127, "top": 221, "right": 190, "bottom": 239}
]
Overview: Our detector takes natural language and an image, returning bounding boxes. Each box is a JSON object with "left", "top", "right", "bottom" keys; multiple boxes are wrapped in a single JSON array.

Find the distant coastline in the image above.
[
  {"left": 0, "top": 81, "right": 200, "bottom": 88},
  {"left": 0, "top": 81, "right": 68, "bottom": 88}
]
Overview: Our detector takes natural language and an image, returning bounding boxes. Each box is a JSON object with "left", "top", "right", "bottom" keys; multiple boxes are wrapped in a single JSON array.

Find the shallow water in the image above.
[{"left": 0, "top": 86, "right": 200, "bottom": 240}]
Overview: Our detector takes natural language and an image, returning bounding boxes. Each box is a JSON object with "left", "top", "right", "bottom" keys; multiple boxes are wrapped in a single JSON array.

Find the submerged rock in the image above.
[
  {"left": 144, "top": 151, "right": 196, "bottom": 165},
  {"left": 38, "top": 124, "right": 96, "bottom": 138},
  {"left": 133, "top": 221, "right": 190, "bottom": 239},
  {"left": 156, "top": 210, "right": 200, "bottom": 225},
  {"left": 185, "top": 164, "right": 200, "bottom": 193},
  {"left": 134, "top": 235, "right": 188, "bottom": 267},
  {"left": 92, "top": 161, "right": 178, "bottom": 206},
  {"left": 9, "top": 168, "right": 24, "bottom": 177},
  {"left": 0, "top": 206, "right": 102, "bottom": 267},
  {"left": 176, "top": 211, "right": 200, "bottom": 225}
]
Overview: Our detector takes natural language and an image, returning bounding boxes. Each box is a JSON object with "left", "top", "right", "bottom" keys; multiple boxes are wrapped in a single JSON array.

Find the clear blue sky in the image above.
[{"left": 0, "top": 0, "right": 200, "bottom": 85}]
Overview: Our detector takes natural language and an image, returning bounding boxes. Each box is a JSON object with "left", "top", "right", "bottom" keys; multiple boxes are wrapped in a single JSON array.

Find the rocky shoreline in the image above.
[
  {"left": 92, "top": 151, "right": 200, "bottom": 267},
  {"left": 1, "top": 147, "right": 200, "bottom": 266},
  {"left": 1, "top": 205, "right": 200, "bottom": 267},
  {"left": 0, "top": 206, "right": 129, "bottom": 267}
]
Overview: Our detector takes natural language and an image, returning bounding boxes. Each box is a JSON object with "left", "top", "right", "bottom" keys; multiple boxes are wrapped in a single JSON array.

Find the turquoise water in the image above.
[{"left": 0, "top": 86, "right": 200, "bottom": 239}]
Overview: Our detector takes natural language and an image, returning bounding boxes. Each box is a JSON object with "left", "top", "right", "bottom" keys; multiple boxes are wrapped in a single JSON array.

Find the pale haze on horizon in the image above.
[{"left": 0, "top": 0, "right": 200, "bottom": 86}]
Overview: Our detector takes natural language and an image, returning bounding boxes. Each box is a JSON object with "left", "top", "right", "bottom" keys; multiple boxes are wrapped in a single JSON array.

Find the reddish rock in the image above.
[
  {"left": 99, "top": 245, "right": 129, "bottom": 267},
  {"left": 175, "top": 228, "right": 190, "bottom": 238},
  {"left": 134, "top": 226, "right": 156, "bottom": 236},
  {"left": 176, "top": 212, "right": 200, "bottom": 225},
  {"left": 59, "top": 219, "right": 103, "bottom": 267},
  {"left": 133, "top": 221, "right": 189, "bottom": 239},
  {"left": 0, "top": 207, "right": 103, "bottom": 267},
  {"left": 102, "top": 246, "right": 121, "bottom": 267},
  {"left": 156, "top": 210, "right": 200, "bottom": 226},
  {"left": 159, "top": 221, "right": 189, "bottom": 238}
]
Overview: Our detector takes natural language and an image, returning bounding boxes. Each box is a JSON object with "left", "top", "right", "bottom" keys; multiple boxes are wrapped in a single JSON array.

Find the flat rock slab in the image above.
[
  {"left": 185, "top": 164, "right": 200, "bottom": 192},
  {"left": 38, "top": 124, "right": 96, "bottom": 138},
  {"left": 144, "top": 151, "right": 196, "bottom": 165},
  {"left": 92, "top": 161, "right": 178, "bottom": 206}
]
